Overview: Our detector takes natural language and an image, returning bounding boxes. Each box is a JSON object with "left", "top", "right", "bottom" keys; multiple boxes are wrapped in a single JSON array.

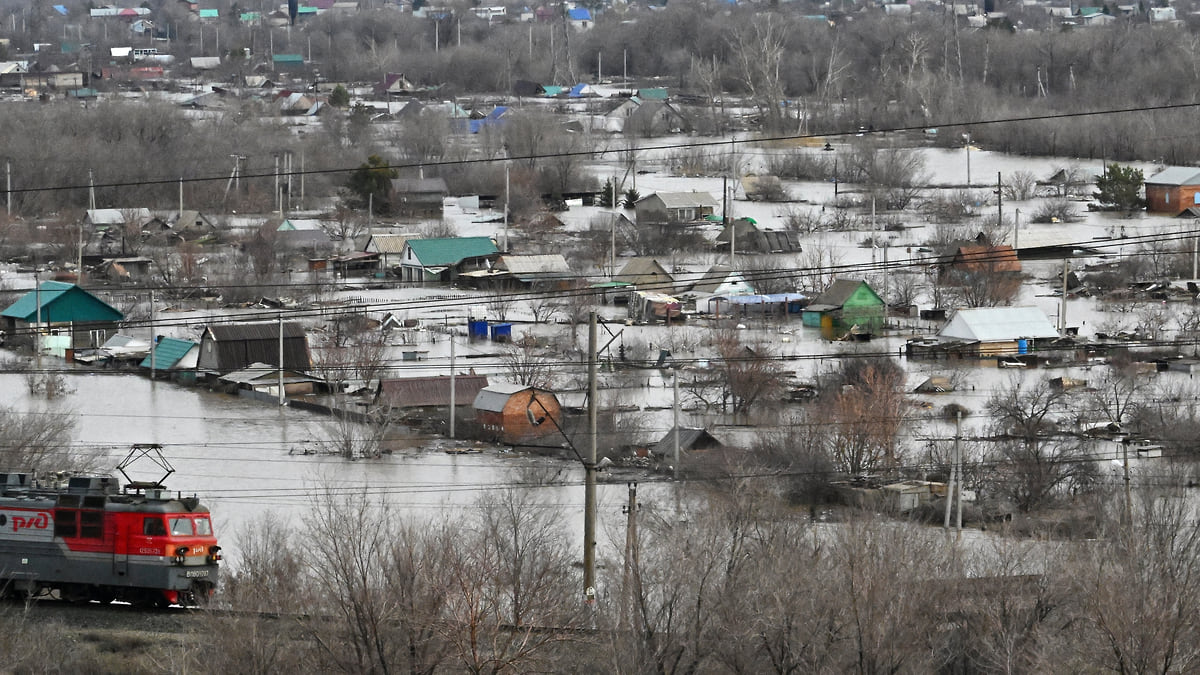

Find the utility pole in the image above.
[
  {"left": 503, "top": 164, "right": 510, "bottom": 253},
  {"left": 178, "top": 176, "right": 183, "bottom": 217},
  {"left": 584, "top": 312, "right": 598, "bottom": 606},
  {"left": 88, "top": 169, "right": 95, "bottom": 211},
  {"left": 620, "top": 482, "right": 638, "bottom": 632},
  {"left": 1060, "top": 259, "right": 1069, "bottom": 333},
  {"left": 610, "top": 176, "right": 617, "bottom": 278},
  {"left": 449, "top": 331, "right": 456, "bottom": 439},
  {"left": 673, "top": 372, "right": 680, "bottom": 481},
  {"left": 1122, "top": 437, "right": 1132, "bottom": 527},
  {"left": 34, "top": 271, "right": 41, "bottom": 371},
  {"left": 277, "top": 313, "right": 285, "bottom": 406},
  {"left": 1014, "top": 208, "right": 1020, "bottom": 251},
  {"left": 149, "top": 291, "right": 156, "bottom": 380},
  {"left": 996, "top": 171, "right": 1002, "bottom": 230},
  {"left": 5, "top": 160, "right": 10, "bottom": 218}
]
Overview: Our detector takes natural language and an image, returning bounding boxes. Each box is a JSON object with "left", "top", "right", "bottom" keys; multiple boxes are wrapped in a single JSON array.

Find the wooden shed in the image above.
[
  {"left": 198, "top": 322, "right": 310, "bottom": 374},
  {"left": 472, "top": 383, "right": 561, "bottom": 446}
]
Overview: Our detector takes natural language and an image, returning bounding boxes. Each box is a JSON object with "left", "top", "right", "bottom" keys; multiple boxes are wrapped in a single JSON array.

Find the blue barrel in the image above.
[{"left": 1017, "top": 339, "right": 1028, "bottom": 354}]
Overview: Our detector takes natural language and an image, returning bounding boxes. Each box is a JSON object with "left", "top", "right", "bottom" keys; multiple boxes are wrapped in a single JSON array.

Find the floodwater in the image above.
[
  {"left": 1, "top": 141, "right": 1190, "bottom": 569},
  {"left": 0, "top": 370, "right": 665, "bottom": 565}
]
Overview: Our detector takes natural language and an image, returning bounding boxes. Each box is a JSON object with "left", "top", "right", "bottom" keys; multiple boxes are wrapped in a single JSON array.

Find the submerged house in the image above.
[
  {"left": 140, "top": 337, "right": 201, "bottom": 380},
  {"left": 936, "top": 306, "right": 1060, "bottom": 357},
  {"left": 197, "top": 322, "right": 311, "bottom": 374},
  {"left": 1145, "top": 167, "right": 1200, "bottom": 216},
  {"left": 801, "top": 279, "right": 885, "bottom": 339},
  {"left": 376, "top": 374, "right": 490, "bottom": 413},
  {"left": 1, "top": 281, "right": 124, "bottom": 351},
  {"left": 634, "top": 192, "right": 719, "bottom": 226},
  {"left": 398, "top": 237, "right": 500, "bottom": 285},
  {"left": 473, "top": 383, "right": 561, "bottom": 446}
]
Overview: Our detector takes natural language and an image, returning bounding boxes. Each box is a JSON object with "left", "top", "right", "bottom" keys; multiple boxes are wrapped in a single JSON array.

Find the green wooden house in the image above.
[
  {"left": 801, "top": 278, "right": 885, "bottom": 339},
  {"left": 398, "top": 237, "right": 500, "bottom": 284},
  {"left": 1, "top": 281, "right": 124, "bottom": 350}
]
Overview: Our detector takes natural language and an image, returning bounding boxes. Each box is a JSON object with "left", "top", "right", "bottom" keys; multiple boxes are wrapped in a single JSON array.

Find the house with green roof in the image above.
[
  {"left": 801, "top": 278, "right": 885, "bottom": 339},
  {"left": 1, "top": 281, "right": 124, "bottom": 351},
  {"left": 140, "top": 337, "right": 201, "bottom": 381},
  {"left": 399, "top": 237, "right": 500, "bottom": 284}
]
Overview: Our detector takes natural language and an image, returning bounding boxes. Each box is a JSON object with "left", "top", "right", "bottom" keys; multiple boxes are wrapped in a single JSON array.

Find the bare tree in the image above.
[
  {"left": 824, "top": 358, "right": 907, "bottom": 475},
  {"left": 987, "top": 376, "right": 1085, "bottom": 511},
  {"left": 1003, "top": 170, "right": 1038, "bottom": 201},
  {"left": 500, "top": 332, "right": 557, "bottom": 389},
  {"left": 728, "top": 15, "right": 789, "bottom": 133},
  {"left": 0, "top": 405, "right": 88, "bottom": 473}
]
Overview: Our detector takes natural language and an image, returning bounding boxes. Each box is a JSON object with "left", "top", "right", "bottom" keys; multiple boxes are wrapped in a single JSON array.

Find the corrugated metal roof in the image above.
[
  {"left": 207, "top": 322, "right": 306, "bottom": 341},
  {"left": 1, "top": 282, "right": 123, "bottom": 323},
  {"left": 219, "top": 362, "right": 320, "bottom": 385},
  {"left": 938, "top": 307, "right": 1059, "bottom": 342},
  {"left": 473, "top": 383, "right": 532, "bottom": 412},
  {"left": 647, "top": 191, "right": 719, "bottom": 209},
  {"left": 139, "top": 337, "right": 198, "bottom": 369},
  {"left": 367, "top": 234, "right": 413, "bottom": 254},
  {"left": 497, "top": 254, "right": 570, "bottom": 275},
  {"left": 377, "top": 375, "right": 489, "bottom": 408},
  {"left": 1147, "top": 166, "right": 1200, "bottom": 186},
  {"left": 406, "top": 237, "right": 498, "bottom": 267}
]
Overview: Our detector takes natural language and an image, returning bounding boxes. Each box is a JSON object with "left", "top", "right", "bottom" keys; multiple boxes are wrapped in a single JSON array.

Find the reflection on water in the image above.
[{"left": 0, "top": 371, "right": 655, "bottom": 563}]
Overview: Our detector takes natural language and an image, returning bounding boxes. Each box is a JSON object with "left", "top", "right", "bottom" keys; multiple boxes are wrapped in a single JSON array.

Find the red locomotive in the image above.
[{"left": 0, "top": 445, "right": 220, "bottom": 607}]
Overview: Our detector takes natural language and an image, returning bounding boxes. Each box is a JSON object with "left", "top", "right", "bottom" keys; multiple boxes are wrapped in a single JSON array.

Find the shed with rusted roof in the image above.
[{"left": 376, "top": 374, "right": 490, "bottom": 410}]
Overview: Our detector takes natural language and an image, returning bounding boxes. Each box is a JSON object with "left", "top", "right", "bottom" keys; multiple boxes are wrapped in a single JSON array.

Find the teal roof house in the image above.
[
  {"left": 1, "top": 281, "right": 124, "bottom": 351},
  {"left": 398, "top": 237, "right": 500, "bottom": 284}
]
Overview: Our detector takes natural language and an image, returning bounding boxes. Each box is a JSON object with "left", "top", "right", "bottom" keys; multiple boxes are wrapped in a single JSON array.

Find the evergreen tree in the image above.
[
  {"left": 1094, "top": 163, "right": 1144, "bottom": 214},
  {"left": 328, "top": 84, "right": 350, "bottom": 108}
]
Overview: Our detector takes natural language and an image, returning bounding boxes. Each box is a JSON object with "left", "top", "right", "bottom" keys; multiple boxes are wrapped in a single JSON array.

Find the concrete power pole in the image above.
[
  {"left": 584, "top": 312, "right": 598, "bottom": 606},
  {"left": 620, "top": 482, "right": 638, "bottom": 631}
]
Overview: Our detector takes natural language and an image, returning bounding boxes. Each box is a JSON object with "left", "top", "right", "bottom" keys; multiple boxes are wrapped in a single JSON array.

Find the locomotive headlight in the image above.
[
  {"left": 208, "top": 545, "right": 222, "bottom": 564},
  {"left": 175, "top": 546, "right": 188, "bottom": 564}
]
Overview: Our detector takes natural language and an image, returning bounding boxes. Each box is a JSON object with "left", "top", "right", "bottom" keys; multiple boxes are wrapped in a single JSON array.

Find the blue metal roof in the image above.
[
  {"left": 139, "top": 337, "right": 198, "bottom": 369},
  {"left": 1, "top": 282, "right": 123, "bottom": 323}
]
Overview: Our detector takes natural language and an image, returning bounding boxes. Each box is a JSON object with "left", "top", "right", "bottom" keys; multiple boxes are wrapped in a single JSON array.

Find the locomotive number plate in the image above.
[{"left": 185, "top": 570, "right": 209, "bottom": 578}]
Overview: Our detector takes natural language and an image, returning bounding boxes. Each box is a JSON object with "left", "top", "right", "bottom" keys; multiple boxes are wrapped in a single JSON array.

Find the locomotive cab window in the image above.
[
  {"left": 195, "top": 517, "right": 212, "bottom": 536},
  {"left": 143, "top": 517, "right": 167, "bottom": 536},
  {"left": 169, "top": 518, "right": 194, "bottom": 536}
]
